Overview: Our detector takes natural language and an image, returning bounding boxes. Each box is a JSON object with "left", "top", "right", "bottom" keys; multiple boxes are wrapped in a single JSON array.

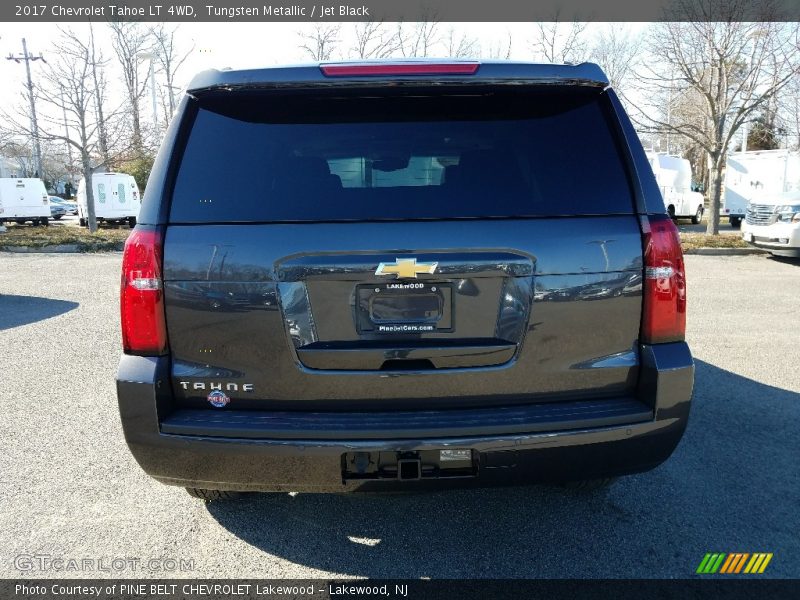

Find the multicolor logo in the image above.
[
  {"left": 696, "top": 553, "right": 773, "bottom": 574},
  {"left": 207, "top": 390, "right": 231, "bottom": 408}
]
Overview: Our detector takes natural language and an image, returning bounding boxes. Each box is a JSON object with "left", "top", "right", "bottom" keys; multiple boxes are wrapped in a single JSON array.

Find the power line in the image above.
[{"left": 6, "top": 38, "right": 46, "bottom": 178}]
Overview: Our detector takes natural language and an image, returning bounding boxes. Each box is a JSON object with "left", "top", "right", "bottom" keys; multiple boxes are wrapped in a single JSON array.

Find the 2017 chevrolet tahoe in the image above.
[{"left": 116, "top": 60, "right": 694, "bottom": 500}]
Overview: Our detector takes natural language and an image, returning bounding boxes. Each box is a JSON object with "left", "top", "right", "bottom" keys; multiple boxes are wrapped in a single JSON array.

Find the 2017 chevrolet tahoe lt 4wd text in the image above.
[{"left": 116, "top": 60, "right": 694, "bottom": 500}]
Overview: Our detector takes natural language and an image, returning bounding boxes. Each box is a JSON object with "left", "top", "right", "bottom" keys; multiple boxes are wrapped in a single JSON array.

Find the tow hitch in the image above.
[
  {"left": 343, "top": 450, "right": 475, "bottom": 481},
  {"left": 397, "top": 457, "right": 422, "bottom": 480}
]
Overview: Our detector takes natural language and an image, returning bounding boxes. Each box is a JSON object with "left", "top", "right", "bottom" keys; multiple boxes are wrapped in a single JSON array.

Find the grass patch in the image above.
[
  {"left": 1, "top": 224, "right": 749, "bottom": 253},
  {"left": 0, "top": 224, "right": 130, "bottom": 251},
  {"left": 680, "top": 232, "right": 749, "bottom": 251}
]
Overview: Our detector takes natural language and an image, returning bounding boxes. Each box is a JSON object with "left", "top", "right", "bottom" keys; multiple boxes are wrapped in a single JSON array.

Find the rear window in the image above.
[{"left": 169, "top": 88, "right": 634, "bottom": 222}]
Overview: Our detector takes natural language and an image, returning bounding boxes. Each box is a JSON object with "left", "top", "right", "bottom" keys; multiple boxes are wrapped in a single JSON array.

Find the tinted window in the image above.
[{"left": 170, "top": 89, "right": 633, "bottom": 222}]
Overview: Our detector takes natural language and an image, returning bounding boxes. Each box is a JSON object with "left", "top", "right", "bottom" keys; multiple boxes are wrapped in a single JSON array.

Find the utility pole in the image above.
[
  {"left": 60, "top": 84, "right": 74, "bottom": 192},
  {"left": 149, "top": 57, "right": 157, "bottom": 130},
  {"left": 137, "top": 52, "right": 158, "bottom": 130},
  {"left": 741, "top": 121, "right": 748, "bottom": 153},
  {"left": 666, "top": 68, "right": 674, "bottom": 155},
  {"left": 6, "top": 38, "right": 45, "bottom": 177}
]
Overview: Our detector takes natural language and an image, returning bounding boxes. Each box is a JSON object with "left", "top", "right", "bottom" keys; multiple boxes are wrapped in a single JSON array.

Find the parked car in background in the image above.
[
  {"left": 49, "top": 196, "right": 78, "bottom": 215},
  {"left": 741, "top": 191, "right": 800, "bottom": 257},
  {"left": 49, "top": 202, "right": 67, "bottom": 220},
  {"left": 0, "top": 178, "right": 50, "bottom": 226}
]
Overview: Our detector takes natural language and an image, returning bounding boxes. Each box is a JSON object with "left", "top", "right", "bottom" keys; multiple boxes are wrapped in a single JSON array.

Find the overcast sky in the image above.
[{"left": 0, "top": 22, "right": 650, "bottom": 118}]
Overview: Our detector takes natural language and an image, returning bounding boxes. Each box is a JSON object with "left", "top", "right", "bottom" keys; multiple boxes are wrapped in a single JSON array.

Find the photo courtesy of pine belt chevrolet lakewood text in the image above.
[{"left": 115, "top": 60, "right": 694, "bottom": 501}]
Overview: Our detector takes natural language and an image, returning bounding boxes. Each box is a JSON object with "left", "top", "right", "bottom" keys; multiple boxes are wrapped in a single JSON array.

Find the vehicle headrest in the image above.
[{"left": 285, "top": 157, "right": 332, "bottom": 179}]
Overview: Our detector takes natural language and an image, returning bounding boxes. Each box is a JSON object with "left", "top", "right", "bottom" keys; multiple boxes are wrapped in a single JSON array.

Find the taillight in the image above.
[
  {"left": 120, "top": 227, "right": 167, "bottom": 355},
  {"left": 320, "top": 62, "right": 480, "bottom": 77},
  {"left": 641, "top": 214, "right": 686, "bottom": 344}
]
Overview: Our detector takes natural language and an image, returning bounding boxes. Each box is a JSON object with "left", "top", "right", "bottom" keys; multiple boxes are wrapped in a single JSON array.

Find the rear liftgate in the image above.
[
  {"left": 277, "top": 251, "right": 534, "bottom": 484},
  {"left": 277, "top": 251, "right": 533, "bottom": 372}
]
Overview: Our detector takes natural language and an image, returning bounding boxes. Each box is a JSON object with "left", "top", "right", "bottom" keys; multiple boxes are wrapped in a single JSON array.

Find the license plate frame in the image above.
[{"left": 355, "top": 282, "right": 454, "bottom": 334}]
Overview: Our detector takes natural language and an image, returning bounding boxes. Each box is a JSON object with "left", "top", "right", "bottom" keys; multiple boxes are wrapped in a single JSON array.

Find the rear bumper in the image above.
[{"left": 116, "top": 342, "right": 694, "bottom": 492}]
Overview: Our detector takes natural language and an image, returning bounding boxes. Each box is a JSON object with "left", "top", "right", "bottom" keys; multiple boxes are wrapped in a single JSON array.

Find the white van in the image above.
[
  {"left": 646, "top": 153, "right": 705, "bottom": 223},
  {"left": 0, "top": 178, "right": 50, "bottom": 226},
  {"left": 77, "top": 172, "right": 141, "bottom": 227},
  {"left": 724, "top": 150, "right": 800, "bottom": 228}
]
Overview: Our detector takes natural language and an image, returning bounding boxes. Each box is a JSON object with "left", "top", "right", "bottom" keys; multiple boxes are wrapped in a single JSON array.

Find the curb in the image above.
[
  {"left": 684, "top": 247, "right": 768, "bottom": 256},
  {"left": 1, "top": 244, "right": 123, "bottom": 253}
]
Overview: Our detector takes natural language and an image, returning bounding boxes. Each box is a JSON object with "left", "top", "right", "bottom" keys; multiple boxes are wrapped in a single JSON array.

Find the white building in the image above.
[{"left": 0, "top": 156, "right": 23, "bottom": 178}]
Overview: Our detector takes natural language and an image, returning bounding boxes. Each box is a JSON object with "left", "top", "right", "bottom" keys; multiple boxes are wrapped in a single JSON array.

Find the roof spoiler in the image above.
[{"left": 187, "top": 61, "right": 609, "bottom": 93}]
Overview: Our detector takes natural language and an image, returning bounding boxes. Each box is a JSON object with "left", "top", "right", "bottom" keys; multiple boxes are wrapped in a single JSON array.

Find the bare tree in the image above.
[
  {"left": 298, "top": 24, "right": 341, "bottom": 61},
  {"left": 109, "top": 21, "right": 152, "bottom": 153},
  {"left": 634, "top": 8, "right": 800, "bottom": 234},
  {"left": 445, "top": 27, "right": 478, "bottom": 58},
  {"left": 776, "top": 71, "right": 800, "bottom": 149},
  {"left": 38, "top": 139, "right": 72, "bottom": 193},
  {"left": 482, "top": 31, "right": 513, "bottom": 60},
  {"left": 397, "top": 18, "right": 442, "bottom": 58},
  {"left": 152, "top": 24, "right": 194, "bottom": 118},
  {"left": 591, "top": 24, "right": 642, "bottom": 97},
  {"left": 0, "top": 140, "right": 35, "bottom": 177},
  {"left": 1, "top": 29, "right": 103, "bottom": 231},
  {"left": 350, "top": 21, "right": 400, "bottom": 59},
  {"left": 530, "top": 20, "right": 589, "bottom": 64}
]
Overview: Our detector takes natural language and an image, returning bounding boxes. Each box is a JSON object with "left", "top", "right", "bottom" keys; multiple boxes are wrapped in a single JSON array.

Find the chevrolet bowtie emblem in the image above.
[{"left": 375, "top": 258, "right": 438, "bottom": 279}]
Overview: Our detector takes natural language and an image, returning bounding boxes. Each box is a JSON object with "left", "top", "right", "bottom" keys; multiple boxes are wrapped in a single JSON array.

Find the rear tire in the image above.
[
  {"left": 41, "top": 217, "right": 49, "bottom": 227},
  {"left": 127, "top": 217, "right": 137, "bottom": 228},
  {"left": 79, "top": 218, "right": 87, "bottom": 227},
  {"left": 730, "top": 217, "right": 742, "bottom": 228},
  {"left": 561, "top": 477, "right": 617, "bottom": 492},
  {"left": 185, "top": 488, "right": 241, "bottom": 502},
  {"left": 691, "top": 206, "right": 703, "bottom": 224}
]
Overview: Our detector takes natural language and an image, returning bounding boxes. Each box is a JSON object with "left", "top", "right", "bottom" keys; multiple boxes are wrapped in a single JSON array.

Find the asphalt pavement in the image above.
[
  {"left": 48, "top": 214, "right": 81, "bottom": 227},
  {"left": 0, "top": 252, "right": 798, "bottom": 579}
]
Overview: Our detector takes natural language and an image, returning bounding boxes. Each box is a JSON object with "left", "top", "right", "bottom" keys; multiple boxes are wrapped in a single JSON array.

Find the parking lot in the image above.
[
  {"left": 0, "top": 252, "right": 798, "bottom": 579},
  {"left": 48, "top": 214, "right": 81, "bottom": 227},
  {"left": 678, "top": 220, "right": 741, "bottom": 234}
]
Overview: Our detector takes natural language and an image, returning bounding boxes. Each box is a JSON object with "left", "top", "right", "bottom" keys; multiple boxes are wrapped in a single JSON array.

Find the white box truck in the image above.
[
  {"left": 77, "top": 172, "right": 141, "bottom": 228},
  {"left": 0, "top": 178, "right": 50, "bottom": 226},
  {"left": 724, "top": 149, "right": 800, "bottom": 228},
  {"left": 646, "top": 153, "right": 706, "bottom": 223}
]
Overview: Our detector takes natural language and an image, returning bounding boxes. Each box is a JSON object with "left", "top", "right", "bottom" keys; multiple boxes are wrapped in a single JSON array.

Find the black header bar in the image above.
[
  {"left": 4, "top": 0, "right": 800, "bottom": 22},
  {"left": 4, "top": 579, "right": 800, "bottom": 600}
]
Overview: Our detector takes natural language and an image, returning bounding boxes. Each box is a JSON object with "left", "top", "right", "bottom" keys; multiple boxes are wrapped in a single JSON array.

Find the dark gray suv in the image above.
[{"left": 116, "top": 60, "right": 693, "bottom": 500}]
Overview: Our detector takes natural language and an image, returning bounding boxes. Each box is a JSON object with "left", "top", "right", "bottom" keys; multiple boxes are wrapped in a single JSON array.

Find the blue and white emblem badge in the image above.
[{"left": 207, "top": 390, "right": 231, "bottom": 408}]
